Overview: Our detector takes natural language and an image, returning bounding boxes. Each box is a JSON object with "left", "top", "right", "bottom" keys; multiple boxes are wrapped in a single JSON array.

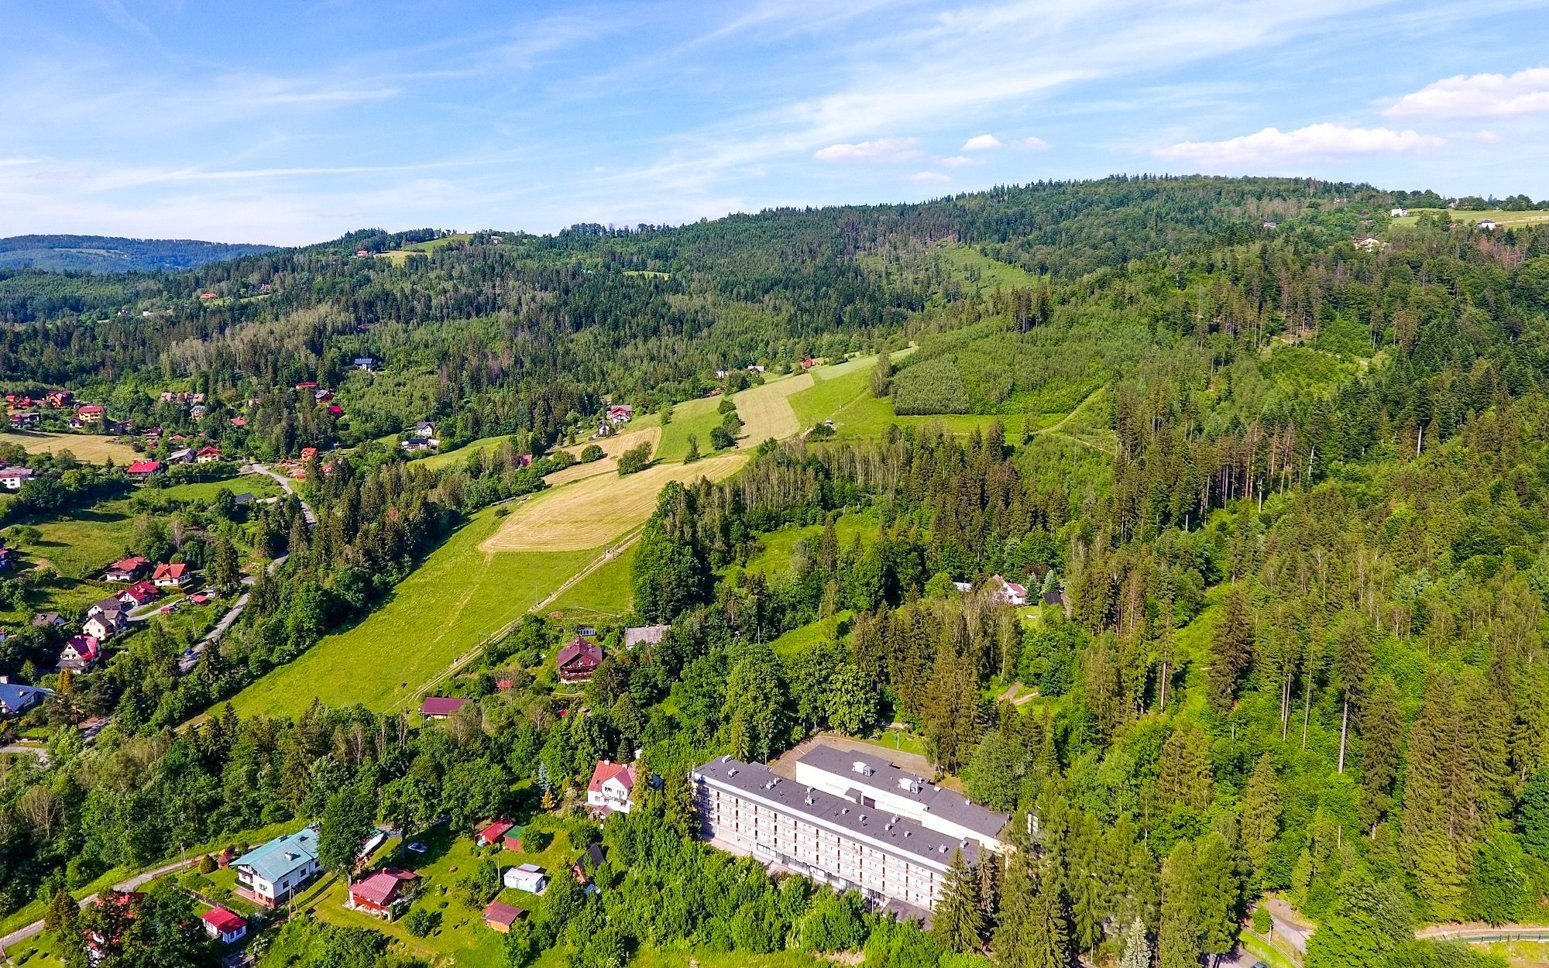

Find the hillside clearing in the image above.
[
  {"left": 546, "top": 427, "right": 661, "bottom": 486},
  {"left": 480, "top": 453, "right": 746, "bottom": 552},
  {"left": 3, "top": 431, "right": 139, "bottom": 464},
  {"left": 1395, "top": 208, "right": 1549, "bottom": 229},
  {"left": 225, "top": 507, "right": 596, "bottom": 719},
  {"left": 734, "top": 373, "right": 812, "bottom": 442}
]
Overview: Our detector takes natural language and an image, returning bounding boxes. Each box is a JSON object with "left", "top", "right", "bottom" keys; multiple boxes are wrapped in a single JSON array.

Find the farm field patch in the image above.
[
  {"left": 3, "top": 431, "right": 140, "bottom": 464},
  {"left": 480, "top": 454, "right": 745, "bottom": 553}
]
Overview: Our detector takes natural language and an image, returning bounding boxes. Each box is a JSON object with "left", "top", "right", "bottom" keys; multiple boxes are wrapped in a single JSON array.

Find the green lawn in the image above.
[
  {"left": 417, "top": 434, "right": 519, "bottom": 471},
  {"left": 768, "top": 614, "right": 850, "bottom": 660},
  {"left": 827, "top": 392, "right": 1037, "bottom": 439},
  {"left": 146, "top": 474, "right": 283, "bottom": 506},
  {"left": 24, "top": 501, "right": 135, "bottom": 579},
  {"left": 733, "top": 512, "right": 878, "bottom": 577},
  {"left": 305, "top": 822, "right": 574, "bottom": 968},
  {"left": 224, "top": 507, "right": 597, "bottom": 719},
  {"left": 1394, "top": 207, "right": 1549, "bottom": 229},
  {"left": 656, "top": 395, "right": 725, "bottom": 463},
  {"left": 545, "top": 542, "right": 638, "bottom": 622}
]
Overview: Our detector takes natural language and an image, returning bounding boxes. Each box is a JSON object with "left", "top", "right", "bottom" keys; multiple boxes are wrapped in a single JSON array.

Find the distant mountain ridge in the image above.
[{"left": 0, "top": 234, "right": 277, "bottom": 273}]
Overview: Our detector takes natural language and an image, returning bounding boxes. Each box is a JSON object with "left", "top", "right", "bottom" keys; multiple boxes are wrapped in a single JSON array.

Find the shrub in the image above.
[
  {"left": 580, "top": 444, "right": 605, "bottom": 462},
  {"left": 404, "top": 906, "right": 440, "bottom": 937}
]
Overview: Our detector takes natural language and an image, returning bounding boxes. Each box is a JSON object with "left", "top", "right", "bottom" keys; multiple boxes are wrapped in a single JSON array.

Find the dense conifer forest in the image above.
[{"left": 1, "top": 176, "right": 1547, "bottom": 967}]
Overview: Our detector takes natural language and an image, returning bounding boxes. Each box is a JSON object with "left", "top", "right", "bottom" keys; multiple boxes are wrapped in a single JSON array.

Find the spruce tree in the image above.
[
  {"left": 1025, "top": 872, "right": 1072, "bottom": 968},
  {"left": 1241, "top": 755, "right": 1281, "bottom": 888},
  {"left": 1207, "top": 584, "right": 1253, "bottom": 710},
  {"left": 1118, "top": 917, "right": 1152, "bottom": 968},
  {"left": 931, "top": 849, "right": 984, "bottom": 952}
]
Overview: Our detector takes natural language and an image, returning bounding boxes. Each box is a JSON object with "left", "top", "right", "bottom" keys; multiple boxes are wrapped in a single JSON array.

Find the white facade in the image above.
[
  {"left": 692, "top": 758, "right": 975, "bottom": 912},
  {"left": 504, "top": 864, "right": 548, "bottom": 894},
  {"left": 587, "top": 776, "right": 633, "bottom": 814}
]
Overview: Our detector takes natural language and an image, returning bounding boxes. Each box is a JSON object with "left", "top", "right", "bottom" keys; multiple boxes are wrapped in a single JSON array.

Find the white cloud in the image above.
[
  {"left": 939, "top": 155, "right": 974, "bottom": 167},
  {"left": 962, "top": 134, "right": 1002, "bottom": 151},
  {"left": 1156, "top": 123, "right": 1445, "bottom": 165},
  {"left": 812, "top": 137, "right": 923, "bottom": 164},
  {"left": 1385, "top": 67, "right": 1549, "bottom": 119},
  {"left": 909, "top": 170, "right": 951, "bottom": 183},
  {"left": 1013, "top": 136, "right": 1050, "bottom": 150}
]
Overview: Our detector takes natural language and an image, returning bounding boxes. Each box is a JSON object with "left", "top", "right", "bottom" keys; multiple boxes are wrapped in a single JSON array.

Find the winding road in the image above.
[
  {"left": 0, "top": 857, "right": 198, "bottom": 956},
  {"left": 241, "top": 462, "right": 317, "bottom": 525}
]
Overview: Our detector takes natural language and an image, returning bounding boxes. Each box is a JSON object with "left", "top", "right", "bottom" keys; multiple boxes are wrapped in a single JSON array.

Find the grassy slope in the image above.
[
  {"left": 545, "top": 542, "right": 639, "bottom": 622},
  {"left": 1393, "top": 208, "right": 1549, "bottom": 229},
  {"left": 227, "top": 507, "right": 595, "bottom": 719}
]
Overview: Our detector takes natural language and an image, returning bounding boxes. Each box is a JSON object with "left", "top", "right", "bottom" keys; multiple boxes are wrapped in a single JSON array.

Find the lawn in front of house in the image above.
[{"left": 304, "top": 820, "right": 576, "bottom": 968}]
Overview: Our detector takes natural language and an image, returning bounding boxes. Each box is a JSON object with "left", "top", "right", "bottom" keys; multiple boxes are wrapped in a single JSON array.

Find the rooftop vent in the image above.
[
  {"left": 728, "top": 768, "right": 738, "bottom": 777},
  {"left": 805, "top": 787, "right": 815, "bottom": 805},
  {"left": 841, "top": 807, "right": 850, "bottom": 815},
  {"left": 851, "top": 761, "right": 874, "bottom": 776},
  {"left": 859, "top": 814, "right": 868, "bottom": 824}
]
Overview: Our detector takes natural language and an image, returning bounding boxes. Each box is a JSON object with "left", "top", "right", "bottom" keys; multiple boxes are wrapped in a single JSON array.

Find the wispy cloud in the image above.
[
  {"left": 813, "top": 137, "right": 924, "bottom": 164},
  {"left": 1156, "top": 123, "right": 1445, "bottom": 165},
  {"left": 909, "top": 170, "right": 952, "bottom": 183},
  {"left": 1013, "top": 136, "right": 1050, "bottom": 150},
  {"left": 962, "top": 134, "right": 1003, "bottom": 151},
  {"left": 1384, "top": 67, "right": 1549, "bottom": 119}
]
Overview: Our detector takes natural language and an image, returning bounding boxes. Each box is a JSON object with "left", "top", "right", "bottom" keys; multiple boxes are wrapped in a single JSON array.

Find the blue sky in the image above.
[{"left": 2, "top": 0, "right": 1547, "bottom": 244}]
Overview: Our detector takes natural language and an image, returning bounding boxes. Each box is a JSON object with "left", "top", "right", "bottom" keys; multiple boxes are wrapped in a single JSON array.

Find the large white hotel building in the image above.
[{"left": 691, "top": 744, "right": 1009, "bottom": 913}]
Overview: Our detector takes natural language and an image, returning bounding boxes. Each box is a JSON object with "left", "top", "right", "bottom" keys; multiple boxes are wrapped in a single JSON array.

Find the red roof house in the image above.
[
  {"left": 152, "top": 562, "right": 191, "bottom": 588},
  {"left": 556, "top": 636, "right": 604, "bottom": 683},
  {"left": 119, "top": 581, "right": 159, "bottom": 607},
  {"left": 200, "top": 906, "right": 247, "bottom": 944},
  {"left": 419, "top": 696, "right": 468, "bottom": 720},
  {"left": 57, "top": 635, "right": 102, "bottom": 672},
  {"left": 347, "top": 868, "right": 418, "bottom": 919},
  {"left": 199, "top": 292, "right": 218, "bottom": 300},
  {"left": 77, "top": 404, "right": 105, "bottom": 418},
  {"left": 483, "top": 900, "right": 527, "bottom": 933},
  {"left": 295, "top": 381, "right": 317, "bottom": 390},
  {"left": 477, "top": 819, "right": 515, "bottom": 847},
  {"left": 586, "top": 760, "right": 637, "bottom": 816},
  {"left": 104, "top": 556, "right": 150, "bottom": 582},
  {"left": 125, "top": 460, "right": 162, "bottom": 479},
  {"left": 300, "top": 447, "right": 318, "bottom": 460},
  {"left": 230, "top": 417, "right": 247, "bottom": 428},
  {"left": 196, "top": 446, "right": 222, "bottom": 463}
]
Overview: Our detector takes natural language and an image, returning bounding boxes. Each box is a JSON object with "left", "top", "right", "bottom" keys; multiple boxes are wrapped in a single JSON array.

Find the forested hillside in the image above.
[
  {"left": 0, "top": 235, "right": 276, "bottom": 274},
  {"left": 1, "top": 176, "right": 1547, "bottom": 968}
]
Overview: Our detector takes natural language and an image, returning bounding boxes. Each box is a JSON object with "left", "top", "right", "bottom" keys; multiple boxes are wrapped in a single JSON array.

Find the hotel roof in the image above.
[
  {"left": 693, "top": 756, "right": 984, "bottom": 870},
  {"left": 796, "top": 744, "right": 1010, "bottom": 842}
]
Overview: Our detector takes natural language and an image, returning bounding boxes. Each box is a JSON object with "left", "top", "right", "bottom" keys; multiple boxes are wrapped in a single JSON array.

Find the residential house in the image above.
[
  {"left": 477, "top": 819, "right": 516, "bottom": 847},
  {"left": 82, "top": 609, "right": 125, "bottom": 641},
  {"left": 622, "top": 624, "right": 670, "bottom": 649},
  {"left": 414, "top": 421, "right": 436, "bottom": 437},
  {"left": 1390, "top": 207, "right": 1409, "bottom": 217},
  {"left": 801, "top": 356, "right": 816, "bottom": 369},
  {"left": 45, "top": 390, "right": 73, "bottom": 408},
  {"left": 152, "top": 562, "right": 191, "bottom": 588},
  {"left": 606, "top": 404, "right": 634, "bottom": 424},
  {"left": 300, "top": 447, "right": 318, "bottom": 461},
  {"left": 196, "top": 446, "right": 222, "bottom": 463},
  {"left": 104, "top": 556, "right": 149, "bottom": 582},
  {"left": 952, "top": 580, "right": 973, "bottom": 594},
  {"left": 400, "top": 436, "right": 435, "bottom": 453},
  {"left": 556, "top": 636, "right": 604, "bottom": 683},
  {"left": 0, "top": 467, "right": 34, "bottom": 490},
  {"left": 88, "top": 596, "right": 125, "bottom": 618},
  {"left": 125, "top": 459, "right": 163, "bottom": 480},
  {"left": 747, "top": 364, "right": 766, "bottom": 373},
  {"left": 0, "top": 547, "right": 11, "bottom": 572},
  {"left": 482, "top": 901, "right": 527, "bottom": 933},
  {"left": 503, "top": 863, "right": 548, "bottom": 894},
  {"left": 420, "top": 696, "right": 468, "bottom": 720},
  {"left": 313, "top": 389, "right": 335, "bottom": 403},
  {"left": 76, "top": 404, "right": 105, "bottom": 420},
  {"left": 1353, "top": 236, "right": 1385, "bottom": 251},
  {"left": 232, "top": 826, "right": 322, "bottom": 907},
  {"left": 200, "top": 907, "right": 248, "bottom": 944},
  {"left": 0, "top": 678, "right": 51, "bottom": 717},
  {"left": 7, "top": 412, "right": 39, "bottom": 429},
  {"left": 167, "top": 447, "right": 196, "bottom": 464},
  {"left": 295, "top": 381, "right": 317, "bottom": 390},
  {"left": 347, "top": 868, "right": 419, "bottom": 919},
  {"left": 120, "top": 582, "right": 159, "bottom": 608},
  {"left": 988, "top": 575, "right": 1028, "bottom": 607},
  {"left": 230, "top": 417, "right": 247, "bottom": 428},
  {"left": 354, "top": 357, "right": 377, "bottom": 372},
  {"left": 57, "top": 635, "right": 102, "bottom": 671},
  {"left": 1479, "top": 219, "right": 1500, "bottom": 231},
  {"left": 586, "top": 760, "right": 636, "bottom": 816},
  {"left": 31, "top": 612, "right": 66, "bottom": 628},
  {"left": 572, "top": 843, "right": 608, "bottom": 886}
]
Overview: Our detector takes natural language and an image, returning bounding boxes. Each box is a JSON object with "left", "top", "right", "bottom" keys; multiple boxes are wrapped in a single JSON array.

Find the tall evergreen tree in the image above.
[{"left": 931, "top": 849, "right": 985, "bottom": 953}]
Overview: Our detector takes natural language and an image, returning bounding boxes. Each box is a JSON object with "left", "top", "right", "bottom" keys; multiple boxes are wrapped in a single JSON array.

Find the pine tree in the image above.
[
  {"left": 1158, "top": 841, "right": 1202, "bottom": 968},
  {"left": 1157, "top": 722, "right": 1213, "bottom": 813},
  {"left": 931, "top": 849, "right": 984, "bottom": 952},
  {"left": 1119, "top": 917, "right": 1152, "bottom": 968},
  {"left": 1207, "top": 584, "right": 1253, "bottom": 710},
  {"left": 1025, "top": 872, "right": 1072, "bottom": 968},
  {"left": 1241, "top": 755, "right": 1281, "bottom": 888}
]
